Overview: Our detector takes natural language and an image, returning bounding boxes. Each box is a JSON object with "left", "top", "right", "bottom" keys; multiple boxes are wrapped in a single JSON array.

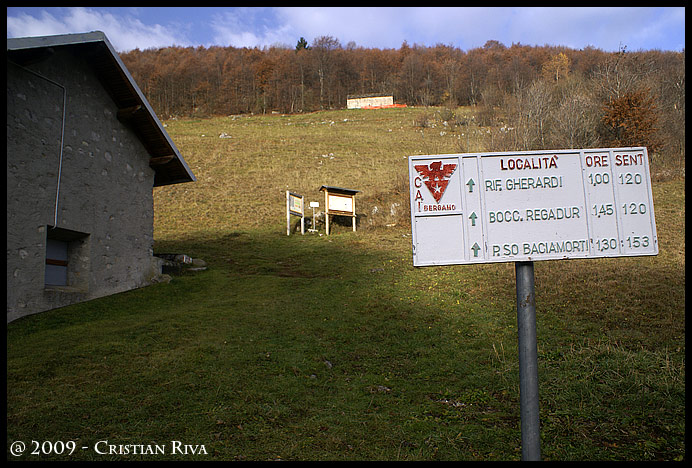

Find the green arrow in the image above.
[
  {"left": 472, "top": 242, "right": 480, "bottom": 257},
  {"left": 466, "top": 178, "right": 475, "bottom": 192},
  {"left": 469, "top": 212, "right": 477, "bottom": 226}
]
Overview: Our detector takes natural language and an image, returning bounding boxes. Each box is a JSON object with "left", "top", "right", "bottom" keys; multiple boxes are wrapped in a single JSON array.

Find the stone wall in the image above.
[{"left": 7, "top": 50, "right": 160, "bottom": 322}]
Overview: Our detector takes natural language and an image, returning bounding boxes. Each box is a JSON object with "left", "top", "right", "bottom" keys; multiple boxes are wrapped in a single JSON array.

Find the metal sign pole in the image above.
[
  {"left": 407, "top": 149, "right": 658, "bottom": 461},
  {"left": 515, "top": 261, "right": 541, "bottom": 461},
  {"left": 286, "top": 191, "right": 291, "bottom": 236}
]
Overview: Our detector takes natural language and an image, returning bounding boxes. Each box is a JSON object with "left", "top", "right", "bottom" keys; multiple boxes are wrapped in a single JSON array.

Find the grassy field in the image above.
[{"left": 7, "top": 107, "right": 685, "bottom": 461}]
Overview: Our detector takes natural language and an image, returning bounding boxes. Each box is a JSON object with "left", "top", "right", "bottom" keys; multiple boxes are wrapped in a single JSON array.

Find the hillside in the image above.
[{"left": 7, "top": 107, "right": 685, "bottom": 461}]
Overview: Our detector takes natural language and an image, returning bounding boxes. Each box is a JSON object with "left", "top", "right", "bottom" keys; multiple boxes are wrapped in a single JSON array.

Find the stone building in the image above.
[
  {"left": 346, "top": 94, "right": 394, "bottom": 109},
  {"left": 7, "top": 31, "right": 195, "bottom": 323}
]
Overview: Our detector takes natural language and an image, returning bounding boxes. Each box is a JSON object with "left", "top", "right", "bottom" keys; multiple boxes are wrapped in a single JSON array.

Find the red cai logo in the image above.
[{"left": 414, "top": 161, "right": 457, "bottom": 203}]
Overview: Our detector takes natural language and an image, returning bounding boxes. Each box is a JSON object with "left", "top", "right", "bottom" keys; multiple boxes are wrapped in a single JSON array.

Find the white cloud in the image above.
[
  {"left": 6, "top": 7, "right": 188, "bottom": 51},
  {"left": 276, "top": 7, "right": 412, "bottom": 48},
  {"left": 271, "top": 6, "right": 684, "bottom": 52},
  {"left": 7, "top": 7, "right": 683, "bottom": 52},
  {"left": 210, "top": 7, "right": 295, "bottom": 48},
  {"left": 7, "top": 10, "right": 73, "bottom": 38},
  {"left": 628, "top": 7, "right": 685, "bottom": 51},
  {"left": 208, "top": 7, "right": 429, "bottom": 50},
  {"left": 398, "top": 7, "right": 510, "bottom": 49},
  {"left": 502, "top": 7, "right": 685, "bottom": 51}
]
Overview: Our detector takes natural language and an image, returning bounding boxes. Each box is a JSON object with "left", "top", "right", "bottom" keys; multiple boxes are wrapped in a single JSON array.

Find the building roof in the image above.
[
  {"left": 319, "top": 185, "right": 360, "bottom": 196},
  {"left": 6, "top": 31, "right": 195, "bottom": 187},
  {"left": 346, "top": 93, "right": 393, "bottom": 100}
]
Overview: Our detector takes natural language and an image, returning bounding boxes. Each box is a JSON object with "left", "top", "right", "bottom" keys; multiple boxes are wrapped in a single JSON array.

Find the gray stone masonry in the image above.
[{"left": 7, "top": 49, "right": 162, "bottom": 322}]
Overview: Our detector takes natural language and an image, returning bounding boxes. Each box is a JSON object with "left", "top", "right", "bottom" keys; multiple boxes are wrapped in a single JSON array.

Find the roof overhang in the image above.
[
  {"left": 6, "top": 31, "right": 195, "bottom": 187},
  {"left": 319, "top": 185, "right": 360, "bottom": 196}
]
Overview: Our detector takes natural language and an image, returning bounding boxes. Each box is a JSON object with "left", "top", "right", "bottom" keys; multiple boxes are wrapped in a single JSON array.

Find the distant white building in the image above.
[{"left": 346, "top": 94, "right": 394, "bottom": 109}]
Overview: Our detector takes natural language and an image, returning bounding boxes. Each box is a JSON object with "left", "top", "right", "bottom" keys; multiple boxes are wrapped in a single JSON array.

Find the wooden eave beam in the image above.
[
  {"left": 149, "top": 155, "right": 176, "bottom": 167},
  {"left": 116, "top": 104, "right": 143, "bottom": 122}
]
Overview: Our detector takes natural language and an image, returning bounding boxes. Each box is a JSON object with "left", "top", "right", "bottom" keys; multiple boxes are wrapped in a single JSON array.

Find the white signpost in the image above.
[
  {"left": 308, "top": 201, "right": 320, "bottom": 233},
  {"left": 320, "top": 186, "right": 359, "bottom": 235},
  {"left": 286, "top": 191, "right": 305, "bottom": 235},
  {"left": 408, "top": 147, "right": 658, "bottom": 460},
  {"left": 409, "top": 147, "right": 657, "bottom": 266}
]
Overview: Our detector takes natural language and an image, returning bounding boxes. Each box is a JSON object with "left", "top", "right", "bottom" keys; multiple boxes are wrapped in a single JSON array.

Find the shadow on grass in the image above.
[
  {"left": 7, "top": 226, "right": 686, "bottom": 461},
  {"left": 533, "top": 255, "right": 685, "bottom": 351}
]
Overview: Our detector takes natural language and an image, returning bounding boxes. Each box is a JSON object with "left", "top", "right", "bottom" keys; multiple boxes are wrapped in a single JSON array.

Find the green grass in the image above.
[{"left": 7, "top": 108, "right": 685, "bottom": 461}]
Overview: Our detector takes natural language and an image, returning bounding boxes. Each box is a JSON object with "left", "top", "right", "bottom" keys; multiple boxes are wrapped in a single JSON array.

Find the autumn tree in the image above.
[
  {"left": 118, "top": 39, "right": 683, "bottom": 173},
  {"left": 459, "top": 47, "right": 486, "bottom": 105},
  {"left": 505, "top": 79, "right": 552, "bottom": 150},
  {"left": 592, "top": 46, "right": 659, "bottom": 102},
  {"left": 356, "top": 48, "right": 397, "bottom": 96},
  {"left": 600, "top": 87, "right": 662, "bottom": 153},
  {"left": 312, "top": 35, "right": 341, "bottom": 109},
  {"left": 293, "top": 44, "right": 312, "bottom": 112},
  {"left": 397, "top": 46, "right": 423, "bottom": 104},
  {"left": 652, "top": 49, "right": 685, "bottom": 163},
  {"left": 254, "top": 56, "right": 275, "bottom": 113},
  {"left": 541, "top": 52, "right": 571, "bottom": 82}
]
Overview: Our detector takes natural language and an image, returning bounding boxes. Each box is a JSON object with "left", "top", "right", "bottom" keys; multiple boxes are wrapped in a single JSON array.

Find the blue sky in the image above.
[{"left": 6, "top": 7, "right": 685, "bottom": 53}]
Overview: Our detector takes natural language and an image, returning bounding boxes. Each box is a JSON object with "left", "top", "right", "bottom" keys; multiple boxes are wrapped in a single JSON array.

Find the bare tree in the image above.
[
  {"left": 312, "top": 35, "right": 341, "bottom": 109},
  {"left": 509, "top": 80, "right": 552, "bottom": 150},
  {"left": 549, "top": 76, "right": 600, "bottom": 149}
]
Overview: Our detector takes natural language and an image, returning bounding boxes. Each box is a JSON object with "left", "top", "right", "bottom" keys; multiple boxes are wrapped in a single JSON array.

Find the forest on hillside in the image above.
[{"left": 120, "top": 37, "right": 685, "bottom": 165}]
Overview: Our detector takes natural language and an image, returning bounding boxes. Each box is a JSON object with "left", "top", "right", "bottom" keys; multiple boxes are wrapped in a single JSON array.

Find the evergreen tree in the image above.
[{"left": 295, "top": 37, "right": 309, "bottom": 51}]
